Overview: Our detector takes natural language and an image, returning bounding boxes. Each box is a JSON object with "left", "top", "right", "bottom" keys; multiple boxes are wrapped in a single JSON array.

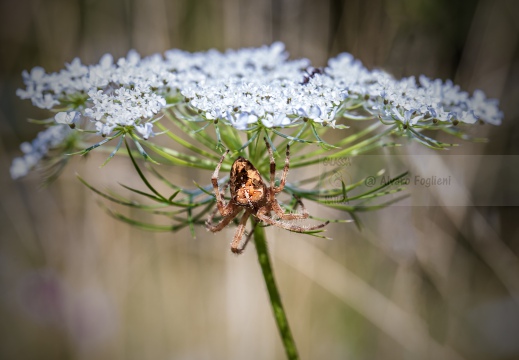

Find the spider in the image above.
[{"left": 206, "top": 138, "right": 329, "bottom": 254}]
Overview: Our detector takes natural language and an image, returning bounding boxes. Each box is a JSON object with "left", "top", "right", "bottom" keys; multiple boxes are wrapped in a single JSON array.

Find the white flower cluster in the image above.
[
  {"left": 16, "top": 51, "right": 172, "bottom": 137},
  {"left": 183, "top": 75, "right": 346, "bottom": 129},
  {"left": 137, "top": 42, "right": 348, "bottom": 129},
  {"left": 13, "top": 43, "right": 504, "bottom": 180},
  {"left": 16, "top": 42, "right": 502, "bottom": 136},
  {"left": 325, "top": 53, "right": 503, "bottom": 126},
  {"left": 85, "top": 86, "right": 166, "bottom": 136},
  {"left": 10, "top": 125, "right": 72, "bottom": 179}
]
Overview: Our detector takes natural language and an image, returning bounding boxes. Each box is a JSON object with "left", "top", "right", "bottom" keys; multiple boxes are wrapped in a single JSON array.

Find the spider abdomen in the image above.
[{"left": 230, "top": 157, "right": 267, "bottom": 207}]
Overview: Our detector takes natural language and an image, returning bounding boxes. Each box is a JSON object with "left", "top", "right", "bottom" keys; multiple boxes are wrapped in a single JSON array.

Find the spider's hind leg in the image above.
[{"left": 212, "top": 149, "right": 232, "bottom": 216}]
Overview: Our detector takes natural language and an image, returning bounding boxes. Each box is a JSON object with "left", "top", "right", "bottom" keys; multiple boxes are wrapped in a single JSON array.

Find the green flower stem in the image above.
[{"left": 253, "top": 221, "right": 299, "bottom": 360}]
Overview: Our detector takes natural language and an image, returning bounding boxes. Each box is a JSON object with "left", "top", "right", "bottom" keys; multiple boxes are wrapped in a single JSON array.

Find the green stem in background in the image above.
[{"left": 253, "top": 221, "right": 299, "bottom": 360}]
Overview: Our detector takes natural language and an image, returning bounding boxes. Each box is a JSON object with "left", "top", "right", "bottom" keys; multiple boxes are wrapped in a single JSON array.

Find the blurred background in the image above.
[{"left": 1, "top": 0, "right": 519, "bottom": 359}]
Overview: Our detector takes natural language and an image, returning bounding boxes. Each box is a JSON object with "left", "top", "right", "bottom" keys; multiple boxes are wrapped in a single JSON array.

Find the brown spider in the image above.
[{"left": 206, "top": 138, "right": 329, "bottom": 254}]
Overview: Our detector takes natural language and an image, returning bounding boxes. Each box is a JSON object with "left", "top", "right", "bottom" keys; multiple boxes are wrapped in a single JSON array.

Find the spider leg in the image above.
[
  {"left": 206, "top": 207, "right": 242, "bottom": 233},
  {"left": 206, "top": 204, "right": 220, "bottom": 225},
  {"left": 230, "top": 210, "right": 252, "bottom": 254},
  {"left": 275, "top": 143, "right": 290, "bottom": 194},
  {"left": 239, "top": 221, "right": 258, "bottom": 254},
  {"left": 212, "top": 149, "right": 232, "bottom": 216},
  {"left": 206, "top": 180, "right": 231, "bottom": 224},
  {"left": 220, "top": 179, "right": 230, "bottom": 195},
  {"left": 265, "top": 138, "right": 277, "bottom": 198},
  {"left": 264, "top": 137, "right": 290, "bottom": 195},
  {"left": 264, "top": 138, "right": 290, "bottom": 194},
  {"left": 271, "top": 196, "right": 309, "bottom": 220},
  {"left": 256, "top": 207, "right": 329, "bottom": 232}
]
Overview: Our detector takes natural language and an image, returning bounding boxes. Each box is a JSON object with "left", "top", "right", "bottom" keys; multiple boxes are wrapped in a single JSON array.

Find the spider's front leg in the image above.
[
  {"left": 206, "top": 180, "right": 230, "bottom": 225},
  {"left": 211, "top": 149, "right": 234, "bottom": 216}
]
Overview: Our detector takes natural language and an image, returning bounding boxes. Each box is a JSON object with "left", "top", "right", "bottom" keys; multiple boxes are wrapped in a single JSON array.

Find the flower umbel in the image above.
[
  {"left": 10, "top": 125, "right": 74, "bottom": 180},
  {"left": 12, "top": 41, "right": 503, "bottom": 226}
]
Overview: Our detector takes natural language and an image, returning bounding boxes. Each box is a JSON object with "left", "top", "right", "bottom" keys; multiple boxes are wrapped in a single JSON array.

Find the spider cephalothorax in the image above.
[{"left": 206, "top": 138, "right": 329, "bottom": 254}]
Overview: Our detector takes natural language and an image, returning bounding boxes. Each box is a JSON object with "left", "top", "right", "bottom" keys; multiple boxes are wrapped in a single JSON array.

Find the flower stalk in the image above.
[{"left": 253, "top": 221, "right": 299, "bottom": 360}]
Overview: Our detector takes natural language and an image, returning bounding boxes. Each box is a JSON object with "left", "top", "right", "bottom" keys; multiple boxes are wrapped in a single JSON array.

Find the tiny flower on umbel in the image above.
[
  {"left": 55, "top": 111, "right": 79, "bottom": 128},
  {"left": 135, "top": 122, "right": 155, "bottom": 140},
  {"left": 261, "top": 113, "right": 291, "bottom": 128}
]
